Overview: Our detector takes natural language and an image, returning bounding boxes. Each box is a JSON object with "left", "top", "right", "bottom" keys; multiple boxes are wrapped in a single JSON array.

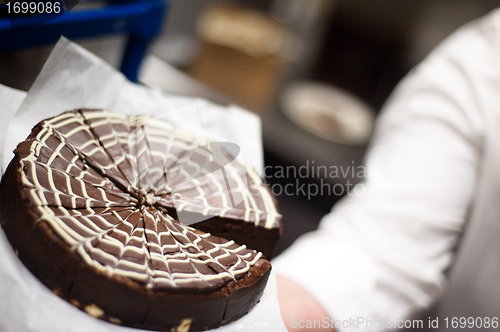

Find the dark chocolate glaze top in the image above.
[{"left": 15, "top": 109, "right": 280, "bottom": 292}]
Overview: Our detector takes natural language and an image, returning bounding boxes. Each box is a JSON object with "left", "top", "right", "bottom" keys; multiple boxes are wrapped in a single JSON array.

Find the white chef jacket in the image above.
[{"left": 273, "top": 8, "right": 500, "bottom": 331}]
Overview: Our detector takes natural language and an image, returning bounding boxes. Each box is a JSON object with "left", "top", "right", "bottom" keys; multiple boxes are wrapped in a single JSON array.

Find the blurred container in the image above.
[
  {"left": 188, "top": 2, "right": 291, "bottom": 113},
  {"left": 281, "top": 80, "right": 375, "bottom": 145}
]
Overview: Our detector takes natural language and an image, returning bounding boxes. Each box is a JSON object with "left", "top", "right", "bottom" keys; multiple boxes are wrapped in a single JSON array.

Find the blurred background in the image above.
[{"left": 1, "top": 0, "right": 498, "bottom": 256}]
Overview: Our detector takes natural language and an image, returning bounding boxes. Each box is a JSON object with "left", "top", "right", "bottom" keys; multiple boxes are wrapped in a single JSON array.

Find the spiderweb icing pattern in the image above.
[{"left": 18, "top": 109, "right": 278, "bottom": 291}]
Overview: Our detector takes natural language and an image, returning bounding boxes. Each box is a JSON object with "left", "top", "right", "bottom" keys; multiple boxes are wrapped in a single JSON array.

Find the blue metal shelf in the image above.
[{"left": 0, "top": 0, "right": 169, "bottom": 81}]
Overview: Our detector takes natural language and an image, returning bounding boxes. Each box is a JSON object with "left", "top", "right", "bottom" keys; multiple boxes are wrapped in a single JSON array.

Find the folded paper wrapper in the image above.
[{"left": 0, "top": 38, "right": 286, "bottom": 332}]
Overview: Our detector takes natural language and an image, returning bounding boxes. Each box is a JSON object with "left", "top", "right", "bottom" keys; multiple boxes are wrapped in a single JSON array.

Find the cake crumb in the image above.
[
  {"left": 109, "top": 317, "right": 122, "bottom": 325},
  {"left": 84, "top": 304, "right": 104, "bottom": 318},
  {"left": 176, "top": 318, "right": 193, "bottom": 332},
  {"left": 70, "top": 299, "right": 80, "bottom": 307}
]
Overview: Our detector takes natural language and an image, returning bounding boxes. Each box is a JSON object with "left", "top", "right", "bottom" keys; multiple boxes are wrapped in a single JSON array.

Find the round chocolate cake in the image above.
[{"left": 0, "top": 109, "right": 281, "bottom": 331}]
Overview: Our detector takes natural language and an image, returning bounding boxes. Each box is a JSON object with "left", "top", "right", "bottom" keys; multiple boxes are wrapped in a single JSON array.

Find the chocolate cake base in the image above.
[{"left": 0, "top": 109, "right": 282, "bottom": 331}]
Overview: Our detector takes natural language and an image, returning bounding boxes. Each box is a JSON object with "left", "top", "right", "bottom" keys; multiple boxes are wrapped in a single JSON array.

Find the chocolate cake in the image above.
[{"left": 0, "top": 109, "right": 281, "bottom": 331}]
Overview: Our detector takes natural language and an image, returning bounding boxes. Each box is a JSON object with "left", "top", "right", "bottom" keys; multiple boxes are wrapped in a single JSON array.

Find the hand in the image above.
[{"left": 276, "top": 274, "right": 336, "bottom": 331}]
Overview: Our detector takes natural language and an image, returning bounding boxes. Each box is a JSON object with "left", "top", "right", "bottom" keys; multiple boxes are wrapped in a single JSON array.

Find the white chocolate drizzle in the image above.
[{"left": 16, "top": 109, "right": 280, "bottom": 291}]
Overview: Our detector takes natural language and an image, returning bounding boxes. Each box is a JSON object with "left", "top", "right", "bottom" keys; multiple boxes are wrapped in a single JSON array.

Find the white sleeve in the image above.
[{"left": 272, "top": 9, "right": 500, "bottom": 331}]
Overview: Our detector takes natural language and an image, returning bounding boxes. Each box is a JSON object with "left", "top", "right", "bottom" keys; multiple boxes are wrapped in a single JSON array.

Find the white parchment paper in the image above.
[{"left": 0, "top": 38, "right": 286, "bottom": 332}]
